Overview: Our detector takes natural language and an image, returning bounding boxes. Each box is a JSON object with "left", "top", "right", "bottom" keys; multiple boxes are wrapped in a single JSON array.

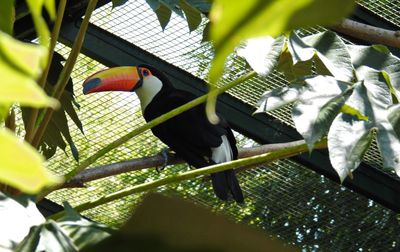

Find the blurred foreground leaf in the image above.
[
  {"left": 0, "top": 129, "right": 62, "bottom": 193},
  {"left": 83, "top": 193, "right": 296, "bottom": 252}
]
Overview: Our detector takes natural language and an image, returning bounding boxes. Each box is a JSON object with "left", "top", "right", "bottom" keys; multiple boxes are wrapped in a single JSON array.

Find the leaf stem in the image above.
[
  {"left": 25, "top": 0, "right": 67, "bottom": 143},
  {"left": 31, "top": 0, "right": 99, "bottom": 148}
]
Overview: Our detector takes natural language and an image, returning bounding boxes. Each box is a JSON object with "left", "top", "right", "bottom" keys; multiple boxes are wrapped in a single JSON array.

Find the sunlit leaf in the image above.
[
  {"left": 303, "top": 31, "right": 354, "bottom": 82},
  {"left": 0, "top": 60, "right": 58, "bottom": 108},
  {"left": 209, "top": 0, "right": 356, "bottom": 83},
  {"left": 0, "top": 105, "right": 10, "bottom": 123},
  {"left": 255, "top": 84, "right": 304, "bottom": 113},
  {"left": 0, "top": 194, "right": 45, "bottom": 251},
  {"left": 388, "top": 104, "right": 400, "bottom": 138},
  {"left": 0, "top": 0, "right": 14, "bottom": 35},
  {"left": 0, "top": 32, "right": 47, "bottom": 77},
  {"left": 328, "top": 113, "right": 374, "bottom": 182},
  {"left": 25, "top": 0, "right": 52, "bottom": 46},
  {"left": 348, "top": 45, "right": 400, "bottom": 98},
  {"left": 238, "top": 35, "right": 285, "bottom": 76},
  {"left": 363, "top": 71, "right": 400, "bottom": 176},
  {"left": 292, "top": 76, "right": 353, "bottom": 149},
  {"left": 0, "top": 129, "right": 62, "bottom": 193},
  {"left": 277, "top": 47, "right": 313, "bottom": 81}
]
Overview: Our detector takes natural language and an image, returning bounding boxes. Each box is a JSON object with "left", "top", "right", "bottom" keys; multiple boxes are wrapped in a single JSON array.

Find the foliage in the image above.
[
  {"left": 0, "top": 1, "right": 61, "bottom": 193},
  {"left": 133, "top": 0, "right": 211, "bottom": 31},
  {"left": 241, "top": 30, "right": 400, "bottom": 181},
  {"left": 207, "top": 0, "right": 356, "bottom": 83},
  {"left": 21, "top": 52, "right": 82, "bottom": 161},
  {"left": 0, "top": 193, "right": 112, "bottom": 251}
]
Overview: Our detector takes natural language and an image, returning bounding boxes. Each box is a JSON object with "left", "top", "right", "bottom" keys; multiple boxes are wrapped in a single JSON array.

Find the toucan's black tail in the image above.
[{"left": 211, "top": 170, "right": 244, "bottom": 203}]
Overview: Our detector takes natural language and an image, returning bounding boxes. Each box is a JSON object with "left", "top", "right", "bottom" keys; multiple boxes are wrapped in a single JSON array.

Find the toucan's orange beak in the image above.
[{"left": 83, "top": 66, "right": 142, "bottom": 95}]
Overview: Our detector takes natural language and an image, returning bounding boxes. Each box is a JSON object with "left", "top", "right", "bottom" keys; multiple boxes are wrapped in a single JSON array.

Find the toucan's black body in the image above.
[
  {"left": 83, "top": 64, "right": 244, "bottom": 203},
  {"left": 140, "top": 65, "right": 243, "bottom": 203}
]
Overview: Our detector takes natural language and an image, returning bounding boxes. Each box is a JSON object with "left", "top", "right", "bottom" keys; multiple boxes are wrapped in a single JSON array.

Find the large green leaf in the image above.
[
  {"left": 347, "top": 45, "right": 400, "bottom": 98},
  {"left": 292, "top": 76, "right": 353, "bottom": 150},
  {"left": 208, "top": 0, "right": 356, "bottom": 83},
  {"left": 277, "top": 47, "right": 313, "bottom": 81},
  {"left": 0, "top": 0, "right": 14, "bottom": 35},
  {"left": 303, "top": 31, "right": 354, "bottom": 82},
  {"left": 328, "top": 71, "right": 400, "bottom": 181},
  {"left": 237, "top": 35, "right": 285, "bottom": 76},
  {"left": 255, "top": 84, "right": 304, "bottom": 113},
  {"left": 16, "top": 202, "right": 112, "bottom": 252},
  {"left": 388, "top": 104, "right": 400, "bottom": 138},
  {"left": 363, "top": 71, "right": 400, "bottom": 176},
  {"left": 283, "top": 31, "right": 353, "bottom": 82},
  {"left": 0, "top": 193, "right": 45, "bottom": 251},
  {"left": 0, "top": 32, "right": 58, "bottom": 108},
  {"left": 83, "top": 194, "right": 296, "bottom": 252},
  {"left": 328, "top": 113, "right": 374, "bottom": 182},
  {"left": 0, "top": 129, "right": 62, "bottom": 193}
]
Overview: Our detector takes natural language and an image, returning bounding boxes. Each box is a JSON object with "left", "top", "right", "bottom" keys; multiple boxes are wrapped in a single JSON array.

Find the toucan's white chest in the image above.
[{"left": 135, "top": 75, "right": 163, "bottom": 112}]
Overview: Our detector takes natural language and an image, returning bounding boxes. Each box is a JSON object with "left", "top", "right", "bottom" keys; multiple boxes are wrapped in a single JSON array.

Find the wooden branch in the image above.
[
  {"left": 63, "top": 139, "right": 322, "bottom": 188},
  {"left": 331, "top": 18, "right": 400, "bottom": 48}
]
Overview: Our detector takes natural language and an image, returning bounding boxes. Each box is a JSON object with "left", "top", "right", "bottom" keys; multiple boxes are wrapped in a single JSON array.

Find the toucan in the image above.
[{"left": 83, "top": 64, "right": 244, "bottom": 203}]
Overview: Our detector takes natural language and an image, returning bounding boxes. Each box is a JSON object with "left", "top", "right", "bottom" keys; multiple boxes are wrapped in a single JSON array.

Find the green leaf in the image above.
[
  {"left": 0, "top": 0, "right": 14, "bottom": 35},
  {"left": 388, "top": 104, "right": 400, "bottom": 138},
  {"left": 0, "top": 60, "right": 58, "bottom": 108},
  {"left": 155, "top": 4, "right": 172, "bottom": 30},
  {"left": 292, "top": 76, "right": 353, "bottom": 149},
  {"left": 238, "top": 35, "right": 285, "bottom": 76},
  {"left": 0, "top": 128, "right": 62, "bottom": 193},
  {"left": 82, "top": 194, "right": 296, "bottom": 252},
  {"left": 15, "top": 225, "right": 43, "bottom": 252},
  {"left": 39, "top": 221, "right": 78, "bottom": 252},
  {"left": 208, "top": 0, "right": 356, "bottom": 83},
  {"left": 302, "top": 31, "right": 354, "bottom": 82},
  {"left": 0, "top": 32, "right": 47, "bottom": 77},
  {"left": 57, "top": 202, "right": 113, "bottom": 250},
  {"left": 25, "top": 0, "right": 52, "bottom": 46},
  {"left": 201, "top": 21, "right": 211, "bottom": 43},
  {"left": 363, "top": 71, "right": 400, "bottom": 175},
  {"left": 340, "top": 104, "right": 368, "bottom": 121},
  {"left": 0, "top": 105, "right": 10, "bottom": 122},
  {"left": 111, "top": 0, "right": 128, "bottom": 8},
  {"left": 0, "top": 194, "right": 45, "bottom": 251},
  {"left": 179, "top": 0, "right": 202, "bottom": 32},
  {"left": 277, "top": 46, "right": 313, "bottom": 81},
  {"left": 255, "top": 84, "right": 304, "bottom": 113},
  {"left": 348, "top": 45, "right": 400, "bottom": 98},
  {"left": 328, "top": 113, "right": 374, "bottom": 182}
]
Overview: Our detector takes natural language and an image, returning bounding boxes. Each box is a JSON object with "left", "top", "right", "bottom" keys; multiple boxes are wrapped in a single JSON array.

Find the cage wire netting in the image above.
[{"left": 44, "top": 0, "right": 400, "bottom": 251}]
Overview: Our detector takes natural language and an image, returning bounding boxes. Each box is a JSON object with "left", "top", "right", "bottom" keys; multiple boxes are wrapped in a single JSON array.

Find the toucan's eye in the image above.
[{"left": 142, "top": 69, "right": 150, "bottom": 77}]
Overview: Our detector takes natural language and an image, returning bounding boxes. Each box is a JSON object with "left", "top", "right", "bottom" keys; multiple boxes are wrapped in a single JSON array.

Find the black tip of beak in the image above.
[{"left": 83, "top": 78, "right": 101, "bottom": 94}]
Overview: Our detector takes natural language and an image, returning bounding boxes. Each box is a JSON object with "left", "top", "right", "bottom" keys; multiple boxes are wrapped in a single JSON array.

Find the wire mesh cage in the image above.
[{"left": 40, "top": 0, "right": 400, "bottom": 251}]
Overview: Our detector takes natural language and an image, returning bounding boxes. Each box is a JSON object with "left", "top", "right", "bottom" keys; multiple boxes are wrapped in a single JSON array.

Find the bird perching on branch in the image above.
[{"left": 83, "top": 64, "right": 244, "bottom": 203}]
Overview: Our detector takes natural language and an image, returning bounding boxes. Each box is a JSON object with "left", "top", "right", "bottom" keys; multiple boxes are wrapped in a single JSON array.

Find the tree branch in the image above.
[
  {"left": 49, "top": 139, "right": 327, "bottom": 219},
  {"left": 62, "top": 139, "right": 324, "bottom": 188},
  {"left": 331, "top": 18, "right": 400, "bottom": 48}
]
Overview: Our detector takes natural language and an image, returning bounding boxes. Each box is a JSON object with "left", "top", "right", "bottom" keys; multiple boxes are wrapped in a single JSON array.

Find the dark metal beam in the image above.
[{"left": 59, "top": 19, "right": 400, "bottom": 212}]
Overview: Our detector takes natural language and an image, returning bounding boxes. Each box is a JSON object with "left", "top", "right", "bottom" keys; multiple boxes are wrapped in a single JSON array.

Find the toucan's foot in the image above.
[{"left": 156, "top": 148, "right": 172, "bottom": 173}]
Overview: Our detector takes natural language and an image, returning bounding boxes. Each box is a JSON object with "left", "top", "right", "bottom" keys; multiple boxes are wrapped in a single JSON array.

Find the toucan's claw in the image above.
[{"left": 156, "top": 148, "right": 171, "bottom": 173}]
